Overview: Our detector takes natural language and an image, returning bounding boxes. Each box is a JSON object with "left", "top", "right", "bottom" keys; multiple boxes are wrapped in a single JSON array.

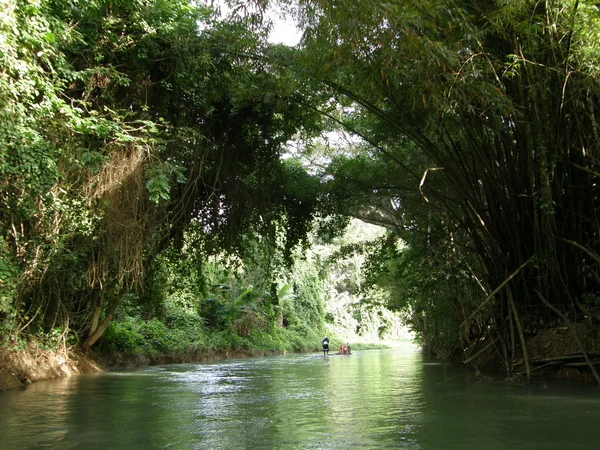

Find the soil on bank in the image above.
[
  {"left": 0, "top": 345, "right": 295, "bottom": 392},
  {"left": 94, "top": 348, "right": 292, "bottom": 371},
  {"left": 0, "top": 343, "right": 102, "bottom": 391}
]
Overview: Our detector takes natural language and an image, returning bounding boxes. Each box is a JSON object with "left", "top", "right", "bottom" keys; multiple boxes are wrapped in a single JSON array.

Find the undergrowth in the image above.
[{"left": 95, "top": 315, "right": 325, "bottom": 362}]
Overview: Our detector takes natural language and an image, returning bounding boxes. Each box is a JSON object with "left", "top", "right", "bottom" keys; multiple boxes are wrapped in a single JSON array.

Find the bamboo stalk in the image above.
[
  {"left": 508, "top": 306, "right": 515, "bottom": 371},
  {"left": 531, "top": 354, "right": 588, "bottom": 364},
  {"left": 570, "top": 161, "right": 600, "bottom": 179},
  {"left": 461, "top": 256, "right": 534, "bottom": 328},
  {"left": 508, "top": 290, "right": 530, "bottom": 383},
  {"left": 563, "top": 361, "right": 600, "bottom": 368},
  {"left": 561, "top": 238, "right": 600, "bottom": 266},
  {"left": 463, "top": 337, "right": 500, "bottom": 365},
  {"left": 518, "top": 360, "right": 564, "bottom": 375}
]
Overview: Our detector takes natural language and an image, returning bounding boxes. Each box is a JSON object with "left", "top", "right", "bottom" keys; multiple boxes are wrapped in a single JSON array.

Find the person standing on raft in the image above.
[{"left": 322, "top": 337, "right": 330, "bottom": 356}]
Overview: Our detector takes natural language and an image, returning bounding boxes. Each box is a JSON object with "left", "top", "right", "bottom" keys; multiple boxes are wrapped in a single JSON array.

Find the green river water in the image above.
[{"left": 0, "top": 347, "right": 598, "bottom": 449}]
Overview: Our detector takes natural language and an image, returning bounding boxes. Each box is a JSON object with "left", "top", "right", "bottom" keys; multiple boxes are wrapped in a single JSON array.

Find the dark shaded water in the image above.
[{"left": 0, "top": 347, "right": 598, "bottom": 449}]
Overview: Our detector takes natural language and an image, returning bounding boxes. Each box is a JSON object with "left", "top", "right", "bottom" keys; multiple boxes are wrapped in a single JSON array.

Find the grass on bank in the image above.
[{"left": 94, "top": 314, "right": 325, "bottom": 365}]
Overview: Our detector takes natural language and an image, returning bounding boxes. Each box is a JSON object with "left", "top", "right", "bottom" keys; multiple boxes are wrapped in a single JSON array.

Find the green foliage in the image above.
[
  {"left": 0, "top": 241, "right": 19, "bottom": 317},
  {"left": 0, "top": 0, "right": 327, "bottom": 350},
  {"left": 304, "top": 218, "right": 406, "bottom": 344},
  {"left": 96, "top": 217, "right": 336, "bottom": 360},
  {"left": 290, "top": 264, "right": 326, "bottom": 330},
  {"left": 145, "top": 162, "right": 186, "bottom": 204},
  {"left": 100, "top": 319, "right": 146, "bottom": 353},
  {"left": 99, "top": 312, "right": 208, "bottom": 356},
  {"left": 98, "top": 308, "right": 322, "bottom": 357}
]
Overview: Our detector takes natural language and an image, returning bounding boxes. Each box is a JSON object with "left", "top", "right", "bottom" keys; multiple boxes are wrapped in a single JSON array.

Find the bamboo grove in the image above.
[{"left": 294, "top": 0, "right": 600, "bottom": 380}]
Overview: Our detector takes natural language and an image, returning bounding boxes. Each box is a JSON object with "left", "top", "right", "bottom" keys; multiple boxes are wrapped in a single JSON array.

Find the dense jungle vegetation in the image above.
[{"left": 2, "top": 0, "right": 600, "bottom": 382}]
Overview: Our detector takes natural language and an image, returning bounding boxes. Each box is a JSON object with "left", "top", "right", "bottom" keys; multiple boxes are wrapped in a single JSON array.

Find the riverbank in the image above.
[
  {"left": 0, "top": 345, "right": 299, "bottom": 392},
  {"left": 0, "top": 343, "right": 102, "bottom": 391},
  {"left": 457, "top": 322, "right": 600, "bottom": 384}
]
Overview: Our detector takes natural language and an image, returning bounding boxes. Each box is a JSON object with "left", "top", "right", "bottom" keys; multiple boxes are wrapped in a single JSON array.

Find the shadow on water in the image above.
[
  {"left": 0, "top": 348, "right": 598, "bottom": 449},
  {"left": 416, "top": 357, "right": 600, "bottom": 450}
]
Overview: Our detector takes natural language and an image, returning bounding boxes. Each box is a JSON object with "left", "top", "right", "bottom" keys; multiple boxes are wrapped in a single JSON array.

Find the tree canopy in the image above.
[{"left": 2, "top": 0, "right": 600, "bottom": 380}]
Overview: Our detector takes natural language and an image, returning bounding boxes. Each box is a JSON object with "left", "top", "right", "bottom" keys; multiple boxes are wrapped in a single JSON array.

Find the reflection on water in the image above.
[{"left": 0, "top": 347, "right": 598, "bottom": 449}]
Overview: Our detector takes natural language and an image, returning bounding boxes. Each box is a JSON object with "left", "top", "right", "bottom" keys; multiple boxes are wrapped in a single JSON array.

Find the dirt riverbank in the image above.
[
  {"left": 0, "top": 345, "right": 291, "bottom": 392},
  {"left": 0, "top": 343, "right": 102, "bottom": 391},
  {"left": 461, "top": 322, "right": 600, "bottom": 384}
]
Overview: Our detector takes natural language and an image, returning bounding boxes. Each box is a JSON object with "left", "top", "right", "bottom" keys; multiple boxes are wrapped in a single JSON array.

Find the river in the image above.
[{"left": 0, "top": 347, "right": 598, "bottom": 449}]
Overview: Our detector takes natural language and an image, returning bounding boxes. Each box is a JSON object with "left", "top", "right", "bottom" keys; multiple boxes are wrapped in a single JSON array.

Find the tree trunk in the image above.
[
  {"left": 83, "top": 296, "right": 120, "bottom": 351},
  {"left": 88, "top": 292, "right": 103, "bottom": 340}
]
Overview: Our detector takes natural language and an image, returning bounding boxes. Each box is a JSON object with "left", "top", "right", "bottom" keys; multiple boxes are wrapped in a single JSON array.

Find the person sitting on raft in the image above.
[{"left": 338, "top": 344, "right": 351, "bottom": 354}]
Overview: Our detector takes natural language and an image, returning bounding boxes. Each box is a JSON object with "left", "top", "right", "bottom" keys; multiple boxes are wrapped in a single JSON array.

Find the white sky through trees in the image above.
[
  {"left": 211, "top": 0, "right": 302, "bottom": 46},
  {"left": 267, "top": 6, "right": 302, "bottom": 46}
]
